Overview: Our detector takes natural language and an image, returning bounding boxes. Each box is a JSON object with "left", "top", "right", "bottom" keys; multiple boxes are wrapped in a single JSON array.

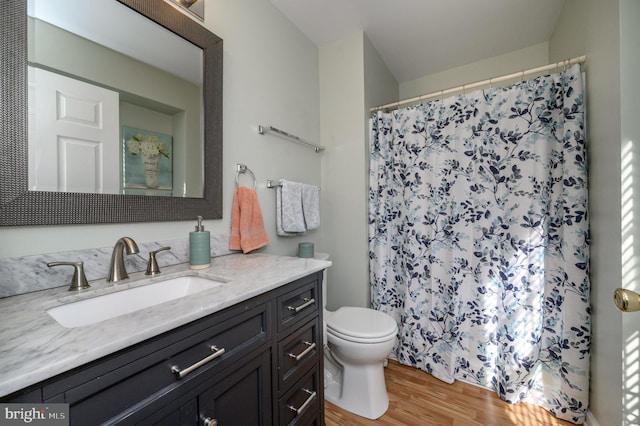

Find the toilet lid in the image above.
[{"left": 326, "top": 307, "right": 397, "bottom": 342}]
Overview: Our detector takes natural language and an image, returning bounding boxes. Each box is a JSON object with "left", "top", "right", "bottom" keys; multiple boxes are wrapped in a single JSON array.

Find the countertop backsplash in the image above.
[{"left": 0, "top": 234, "right": 234, "bottom": 298}]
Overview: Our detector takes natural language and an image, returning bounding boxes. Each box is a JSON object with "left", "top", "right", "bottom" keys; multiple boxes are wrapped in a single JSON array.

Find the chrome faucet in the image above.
[{"left": 107, "top": 237, "right": 140, "bottom": 282}]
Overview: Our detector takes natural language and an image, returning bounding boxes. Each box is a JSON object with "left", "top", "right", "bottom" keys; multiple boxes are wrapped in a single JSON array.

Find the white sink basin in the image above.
[{"left": 47, "top": 275, "right": 227, "bottom": 328}]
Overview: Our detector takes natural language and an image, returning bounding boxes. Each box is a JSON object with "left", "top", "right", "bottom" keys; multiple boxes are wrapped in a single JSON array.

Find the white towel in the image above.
[
  {"left": 278, "top": 180, "right": 306, "bottom": 234},
  {"left": 276, "top": 180, "right": 321, "bottom": 236},
  {"left": 302, "top": 184, "right": 320, "bottom": 230},
  {"left": 276, "top": 185, "right": 298, "bottom": 236}
]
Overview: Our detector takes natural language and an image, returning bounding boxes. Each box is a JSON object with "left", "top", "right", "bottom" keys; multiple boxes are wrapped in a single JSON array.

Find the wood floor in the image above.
[{"left": 324, "top": 360, "right": 575, "bottom": 426}]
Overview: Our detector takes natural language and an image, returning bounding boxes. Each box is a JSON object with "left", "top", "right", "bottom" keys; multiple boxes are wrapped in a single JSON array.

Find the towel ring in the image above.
[{"left": 236, "top": 164, "right": 257, "bottom": 189}]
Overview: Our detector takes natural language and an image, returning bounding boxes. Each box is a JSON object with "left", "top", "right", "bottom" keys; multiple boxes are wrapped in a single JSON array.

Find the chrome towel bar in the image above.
[
  {"left": 266, "top": 180, "right": 320, "bottom": 190},
  {"left": 258, "top": 125, "right": 325, "bottom": 153}
]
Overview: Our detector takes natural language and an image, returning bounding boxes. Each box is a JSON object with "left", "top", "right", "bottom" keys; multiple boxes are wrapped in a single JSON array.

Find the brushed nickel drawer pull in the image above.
[
  {"left": 288, "top": 341, "right": 316, "bottom": 361},
  {"left": 286, "top": 388, "right": 316, "bottom": 415},
  {"left": 171, "top": 346, "right": 225, "bottom": 379},
  {"left": 287, "top": 297, "right": 315, "bottom": 313}
]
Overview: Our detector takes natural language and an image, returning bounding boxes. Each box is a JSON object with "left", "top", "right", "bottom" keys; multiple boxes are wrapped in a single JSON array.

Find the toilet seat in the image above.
[{"left": 326, "top": 307, "right": 397, "bottom": 344}]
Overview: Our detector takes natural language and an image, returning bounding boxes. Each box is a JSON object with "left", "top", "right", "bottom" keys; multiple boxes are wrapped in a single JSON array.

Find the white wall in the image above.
[
  {"left": 620, "top": 0, "right": 640, "bottom": 424},
  {"left": 0, "top": 0, "right": 322, "bottom": 260},
  {"left": 549, "top": 0, "right": 624, "bottom": 424},
  {"left": 319, "top": 32, "right": 368, "bottom": 309},
  {"left": 399, "top": 42, "right": 548, "bottom": 100},
  {"left": 549, "top": 0, "right": 640, "bottom": 425},
  {"left": 364, "top": 33, "right": 399, "bottom": 133},
  {"left": 364, "top": 34, "right": 399, "bottom": 116},
  {"left": 318, "top": 32, "right": 398, "bottom": 310}
]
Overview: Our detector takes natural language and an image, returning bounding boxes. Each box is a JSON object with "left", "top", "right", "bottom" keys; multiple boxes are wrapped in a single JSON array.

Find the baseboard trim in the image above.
[{"left": 585, "top": 410, "right": 599, "bottom": 426}]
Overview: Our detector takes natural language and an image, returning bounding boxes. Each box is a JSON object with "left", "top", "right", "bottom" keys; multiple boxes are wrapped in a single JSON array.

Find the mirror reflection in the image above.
[
  {"left": 1, "top": 0, "right": 223, "bottom": 226},
  {"left": 27, "top": 0, "right": 205, "bottom": 198}
]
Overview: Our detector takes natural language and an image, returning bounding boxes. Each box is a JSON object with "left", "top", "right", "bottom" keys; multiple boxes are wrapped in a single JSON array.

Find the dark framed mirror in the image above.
[{"left": 0, "top": 0, "right": 222, "bottom": 226}]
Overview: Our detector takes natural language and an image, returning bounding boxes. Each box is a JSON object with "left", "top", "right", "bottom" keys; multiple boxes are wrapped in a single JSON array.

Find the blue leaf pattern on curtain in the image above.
[{"left": 369, "top": 64, "right": 589, "bottom": 424}]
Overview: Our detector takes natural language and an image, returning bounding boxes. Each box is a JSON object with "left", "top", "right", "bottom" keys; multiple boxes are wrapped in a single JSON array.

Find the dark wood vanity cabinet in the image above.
[{"left": 3, "top": 272, "right": 324, "bottom": 426}]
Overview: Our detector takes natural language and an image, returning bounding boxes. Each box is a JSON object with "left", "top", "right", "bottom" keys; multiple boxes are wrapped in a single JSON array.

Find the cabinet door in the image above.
[
  {"left": 147, "top": 399, "right": 199, "bottom": 426},
  {"left": 140, "top": 351, "right": 271, "bottom": 426},
  {"left": 198, "top": 351, "right": 272, "bottom": 426}
]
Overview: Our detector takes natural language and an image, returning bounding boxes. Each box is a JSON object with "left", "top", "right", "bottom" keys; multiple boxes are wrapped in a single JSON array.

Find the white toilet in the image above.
[{"left": 318, "top": 253, "right": 398, "bottom": 420}]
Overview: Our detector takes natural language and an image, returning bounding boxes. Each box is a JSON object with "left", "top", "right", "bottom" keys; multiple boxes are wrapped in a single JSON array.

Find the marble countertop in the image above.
[{"left": 0, "top": 253, "right": 331, "bottom": 397}]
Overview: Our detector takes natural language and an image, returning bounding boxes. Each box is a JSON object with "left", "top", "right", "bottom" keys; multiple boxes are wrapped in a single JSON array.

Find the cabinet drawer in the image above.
[
  {"left": 278, "top": 366, "right": 321, "bottom": 426},
  {"left": 277, "top": 277, "right": 319, "bottom": 334},
  {"left": 43, "top": 301, "right": 270, "bottom": 425},
  {"left": 278, "top": 317, "right": 319, "bottom": 392}
]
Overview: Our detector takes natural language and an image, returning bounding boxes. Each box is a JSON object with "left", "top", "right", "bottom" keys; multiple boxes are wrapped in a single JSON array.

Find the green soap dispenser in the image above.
[{"left": 189, "top": 216, "right": 211, "bottom": 269}]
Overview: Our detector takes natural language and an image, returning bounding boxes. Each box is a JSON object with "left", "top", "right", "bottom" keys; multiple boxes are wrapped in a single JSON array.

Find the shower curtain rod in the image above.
[{"left": 370, "top": 55, "right": 587, "bottom": 113}]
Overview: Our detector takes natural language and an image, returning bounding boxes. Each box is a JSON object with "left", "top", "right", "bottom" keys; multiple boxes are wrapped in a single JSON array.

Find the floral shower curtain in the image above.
[{"left": 369, "top": 64, "right": 589, "bottom": 423}]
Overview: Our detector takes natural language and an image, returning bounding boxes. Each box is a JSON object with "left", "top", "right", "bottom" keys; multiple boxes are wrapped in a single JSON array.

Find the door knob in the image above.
[{"left": 614, "top": 288, "right": 640, "bottom": 312}]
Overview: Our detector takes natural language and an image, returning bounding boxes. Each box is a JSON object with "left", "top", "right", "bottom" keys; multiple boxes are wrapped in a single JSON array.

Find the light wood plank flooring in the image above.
[{"left": 325, "top": 360, "right": 575, "bottom": 426}]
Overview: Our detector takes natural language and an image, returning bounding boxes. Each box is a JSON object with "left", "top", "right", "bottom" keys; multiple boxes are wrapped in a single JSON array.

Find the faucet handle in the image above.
[
  {"left": 146, "top": 247, "right": 171, "bottom": 276},
  {"left": 47, "top": 261, "right": 90, "bottom": 291}
]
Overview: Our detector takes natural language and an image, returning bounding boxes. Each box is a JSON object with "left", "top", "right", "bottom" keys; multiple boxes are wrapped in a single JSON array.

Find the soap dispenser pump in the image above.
[{"left": 189, "top": 216, "right": 211, "bottom": 269}]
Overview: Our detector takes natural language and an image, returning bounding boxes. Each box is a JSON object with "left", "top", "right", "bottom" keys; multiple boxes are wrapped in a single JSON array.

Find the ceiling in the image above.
[{"left": 271, "top": 0, "right": 566, "bottom": 83}]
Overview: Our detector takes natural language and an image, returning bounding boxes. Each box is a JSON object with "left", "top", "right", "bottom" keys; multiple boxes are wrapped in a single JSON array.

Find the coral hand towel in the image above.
[{"left": 229, "top": 186, "right": 270, "bottom": 253}]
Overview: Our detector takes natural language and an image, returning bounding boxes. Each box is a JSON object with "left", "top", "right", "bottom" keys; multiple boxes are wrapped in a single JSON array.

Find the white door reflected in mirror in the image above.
[
  {"left": 27, "top": 0, "right": 205, "bottom": 198},
  {"left": 28, "top": 66, "right": 120, "bottom": 193}
]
